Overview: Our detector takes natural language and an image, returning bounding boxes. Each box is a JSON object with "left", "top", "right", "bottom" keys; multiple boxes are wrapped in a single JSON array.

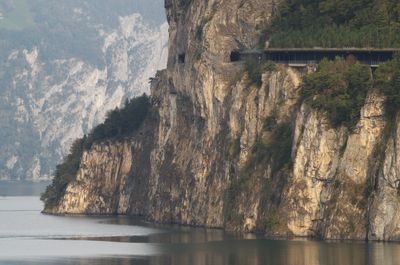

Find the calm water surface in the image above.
[{"left": 0, "top": 184, "right": 400, "bottom": 265}]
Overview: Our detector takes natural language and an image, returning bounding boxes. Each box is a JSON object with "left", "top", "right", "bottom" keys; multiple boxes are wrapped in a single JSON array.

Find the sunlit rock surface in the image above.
[{"left": 46, "top": 0, "right": 400, "bottom": 241}]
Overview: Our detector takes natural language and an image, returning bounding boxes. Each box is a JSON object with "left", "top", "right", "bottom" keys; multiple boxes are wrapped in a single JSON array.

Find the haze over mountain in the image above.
[{"left": 0, "top": 0, "right": 168, "bottom": 180}]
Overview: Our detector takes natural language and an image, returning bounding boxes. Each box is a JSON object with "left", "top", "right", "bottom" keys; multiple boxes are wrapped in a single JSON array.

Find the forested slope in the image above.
[{"left": 267, "top": 0, "right": 400, "bottom": 48}]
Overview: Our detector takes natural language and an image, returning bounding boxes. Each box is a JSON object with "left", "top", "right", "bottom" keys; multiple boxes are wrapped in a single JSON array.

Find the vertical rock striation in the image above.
[{"left": 44, "top": 0, "right": 400, "bottom": 241}]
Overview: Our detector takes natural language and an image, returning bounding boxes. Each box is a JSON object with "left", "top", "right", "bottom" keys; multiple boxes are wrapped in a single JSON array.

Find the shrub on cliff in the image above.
[
  {"left": 245, "top": 57, "right": 262, "bottom": 86},
  {"left": 84, "top": 94, "right": 151, "bottom": 149},
  {"left": 300, "top": 57, "right": 372, "bottom": 129},
  {"left": 251, "top": 122, "right": 293, "bottom": 174},
  {"left": 224, "top": 121, "right": 293, "bottom": 226},
  {"left": 245, "top": 59, "right": 277, "bottom": 86},
  {"left": 374, "top": 53, "right": 400, "bottom": 120},
  {"left": 41, "top": 137, "right": 85, "bottom": 207}
]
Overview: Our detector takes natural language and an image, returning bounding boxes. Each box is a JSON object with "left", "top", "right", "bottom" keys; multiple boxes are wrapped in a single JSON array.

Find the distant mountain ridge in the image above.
[{"left": 0, "top": 0, "right": 168, "bottom": 180}]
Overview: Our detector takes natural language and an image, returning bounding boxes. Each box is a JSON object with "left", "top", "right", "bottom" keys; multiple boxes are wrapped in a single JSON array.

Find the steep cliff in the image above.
[{"left": 44, "top": 0, "right": 400, "bottom": 241}]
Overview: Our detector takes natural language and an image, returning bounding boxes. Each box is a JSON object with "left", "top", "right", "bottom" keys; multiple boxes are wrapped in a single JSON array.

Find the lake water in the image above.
[{"left": 1, "top": 185, "right": 400, "bottom": 265}]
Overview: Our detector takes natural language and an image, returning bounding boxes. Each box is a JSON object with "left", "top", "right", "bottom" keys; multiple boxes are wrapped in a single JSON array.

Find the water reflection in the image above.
[
  {"left": 1, "top": 196, "right": 400, "bottom": 265},
  {"left": 102, "top": 217, "right": 400, "bottom": 265},
  {"left": 3, "top": 232, "right": 400, "bottom": 265},
  {"left": 150, "top": 239, "right": 400, "bottom": 265}
]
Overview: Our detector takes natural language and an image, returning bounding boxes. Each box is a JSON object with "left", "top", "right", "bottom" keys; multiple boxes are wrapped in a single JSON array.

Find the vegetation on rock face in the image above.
[
  {"left": 300, "top": 57, "right": 372, "bottom": 129},
  {"left": 224, "top": 177, "right": 248, "bottom": 225},
  {"left": 40, "top": 138, "right": 85, "bottom": 207},
  {"left": 267, "top": 0, "right": 400, "bottom": 48},
  {"left": 251, "top": 122, "right": 293, "bottom": 174},
  {"left": 224, "top": 119, "right": 293, "bottom": 226},
  {"left": 225, "top": 136, "right": 241, "bottom": 158},
  {"left": 41, "top": 94, "right": 151, "bottom": 207},
  {"left": 374, "top": 53, "right": 400, "bottom": 120},
  {"left": 261, "top": 210, "right": 280, "bottom": 231},
  {"left": 299, "top": 54, "right": 400, "bottom": 129},
  {"left": 245, "top": 58, "right": 277, "bottom": 86},
  {"left": 245, "top": 57, "right": 263, "bottom": 86},
  {"left": 226, "top": 47, "right": 400, "bottom": 234},
  {"left": 84, "top": 94, "right": 151, "bottom": 149}
]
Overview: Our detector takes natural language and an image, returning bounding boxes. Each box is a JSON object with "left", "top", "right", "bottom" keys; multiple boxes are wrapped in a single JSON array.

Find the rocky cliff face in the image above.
[{"left": 45, "top": 0, "right": 400, "bottom": 241}]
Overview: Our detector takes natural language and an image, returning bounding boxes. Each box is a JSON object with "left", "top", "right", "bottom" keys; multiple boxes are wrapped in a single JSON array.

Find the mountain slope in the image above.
[{"left": 0, "top": 0, "right": 167, "bottom": 180}]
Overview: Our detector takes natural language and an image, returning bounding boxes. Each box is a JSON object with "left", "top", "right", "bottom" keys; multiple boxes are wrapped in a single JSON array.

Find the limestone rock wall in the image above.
[
  {"left": 44, "top": 0, "right": 400, "bottom": 241},
  {"left": 48, "top": 141, "right": 133, "bottom": 214}
]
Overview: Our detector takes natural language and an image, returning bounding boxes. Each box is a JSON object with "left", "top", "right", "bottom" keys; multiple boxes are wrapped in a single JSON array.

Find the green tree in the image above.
[
  {"left": 375, "top": 54, "right": 400, "bottom": 119},
  {"left": 376, "top": 0, "right": 390, "bottom": 26},
  {"left": 267, "top": 0, "right": 400, "bottom": 48},
  {"left": 300, "top": 58, "right": 372, "bottom": 129}
]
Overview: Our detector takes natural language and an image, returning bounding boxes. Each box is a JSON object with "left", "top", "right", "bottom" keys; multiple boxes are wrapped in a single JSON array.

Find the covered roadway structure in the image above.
[{"left": 230, "top": 48, "right": 400, "bottom": 67}]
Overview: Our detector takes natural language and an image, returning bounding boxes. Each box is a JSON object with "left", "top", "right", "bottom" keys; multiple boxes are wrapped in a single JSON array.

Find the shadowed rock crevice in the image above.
[{"left": 43, "top": 0, "right": 400, "bottom": 241}]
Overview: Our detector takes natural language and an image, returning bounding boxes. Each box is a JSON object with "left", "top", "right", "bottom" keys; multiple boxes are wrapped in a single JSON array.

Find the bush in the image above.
[
  {"left": 252, "top": 122, "right": 293, "bottom": 174},
  {"left": 41, "top": 137, "right": 85, "bottom": 207},
  {"left": 224, "top": 178, "right": 248, "bottom": 224},
  {"left": 245, "top": 57, "right": 262, "bottom": 86},
  {"left": 300, "top": 58, "right": 372, "bottom": 129},
  {"left": 374, "top": 54, "right": 400, "bottom": 120},
  {"left": 225, "top": 136, "right": 241, "bottom": 158},
  {"left": 261, "top": 210, "right": 280, "bottom": 231},
  {"left": 85, "top": 94, "right": 151, "bottom": 149},
  {"left": 245, "top": 59, "right": 277, "bottom": 86},
  {"left": 262, "top": 111, "right": 277, "bottom": 131},
  {"left": 263, "top": 60, "right": 277, "bottom": 72}
]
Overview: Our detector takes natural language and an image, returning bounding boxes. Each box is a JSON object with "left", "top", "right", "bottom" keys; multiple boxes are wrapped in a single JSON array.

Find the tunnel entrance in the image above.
[
  {"left": 178, "top": 53, "right": 186, "bottom": 64},
  {"left": 230, "top": 51, "right": 241, "bottom": 62}
]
